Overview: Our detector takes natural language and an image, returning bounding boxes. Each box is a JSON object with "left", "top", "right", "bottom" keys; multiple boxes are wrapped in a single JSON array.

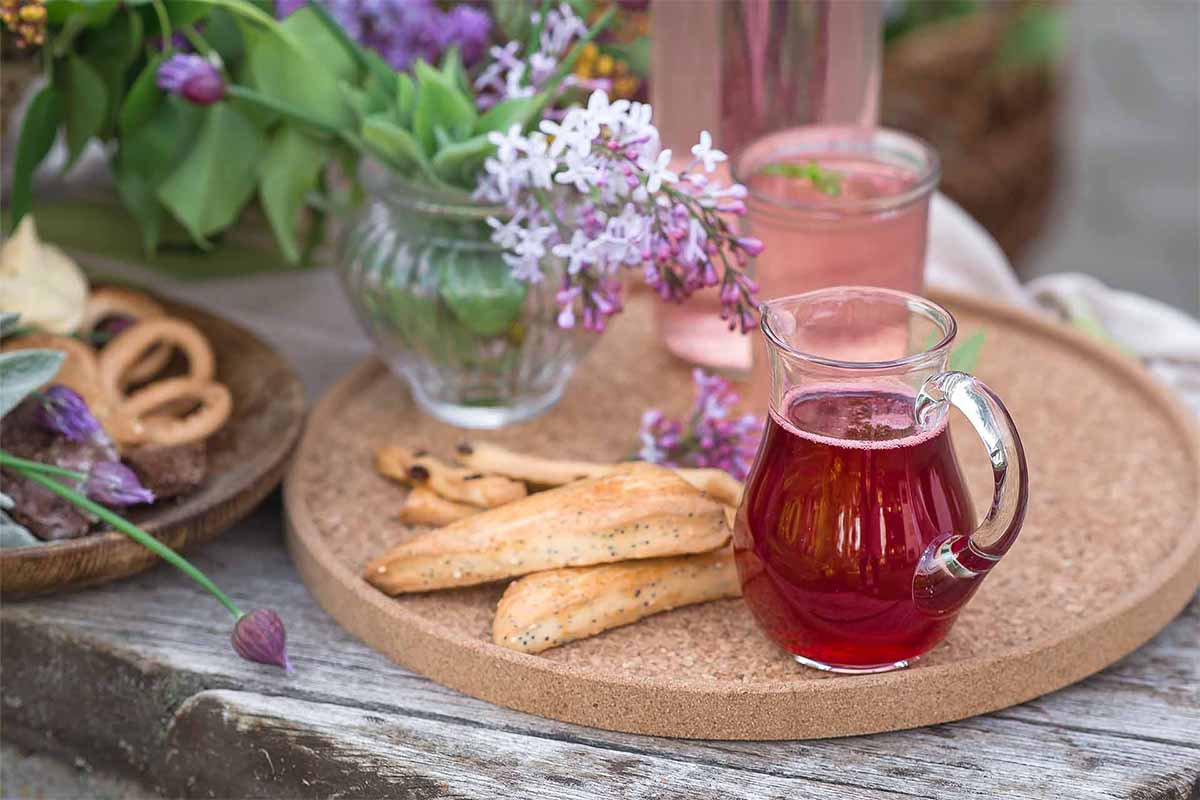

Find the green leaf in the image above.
[
  {"left": 45, "top": 0, "right": 119, "bottom": 26},
  {"left": 241, "top": 7, "right": 353, "bottom": 130},
  {"left": 258, "top": 127, "right": 325, "bottom": 264},
  {"left": 439, "top": 251, "right": 528, "bottom": 338},
  {"left": 362, "top": 115, "right": 434, "bottom": 179},
  {"left": 80, "top": 8, "right": 144, "bottom": 133},
  {"left": 996, "top": 5, "right": 1065, "bottom": 70},
  {"left": 157, "top": 103, "right": 267, "bottom": 245},
  {"left": 0, "top": 349, "right": 65, "bottom": 419},
  {"left": 62, "top": 56, "right": 109, "bottom": 169},
  {"left": 475, "top": 93, "right": 547, "bottom": 136},
  {"left": 440, "top": 47, "right": 472, "bottom": 96},
  {"left": 412, "top": 59, "right": 477, "bottom": 154},
  {"left": 395, "top": 72, "right": 416, "bottom": 128},
  {"left": 948, "top": 331, "right": 986, "bottom": 373},
  {"left": 9, "top": 86, "right": 62, "bottom": 232},
  {"left": 431, "top": 133, "right": 495, "bottom": 188},
  {"left": 115, "top": 95, "right": 204, "bottom": 252},
  {"left": 205, "top": 8, "right": 245, "bottom": 63},
  {"left": 118, "top": 53, "right": 165, "bottom": 134},
  {"left": 757, "top": 161, "right": 842, "bottom": 196}
]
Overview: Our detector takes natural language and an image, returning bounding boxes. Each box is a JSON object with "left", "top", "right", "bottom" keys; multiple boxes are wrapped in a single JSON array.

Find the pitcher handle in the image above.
[{"left": 912, "top": 371, "right": 1029, "bottom": 617}]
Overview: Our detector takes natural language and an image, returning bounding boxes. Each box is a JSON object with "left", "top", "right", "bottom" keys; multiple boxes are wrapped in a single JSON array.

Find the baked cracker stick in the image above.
[
  {"left": 376, "top": 445, "right": 526, "bottom": 508},
  {"left": 398, "top": 487, "right": 477, "bottom": 527},
  {"left": 455, "top": 441, "right": 614, "bottom": 487},
  {"left": 364, "top": 463, "right": 730, "bottom": 594},
  {"left": 494, "top": 548, "right": 740, "bottom": 654},
  {"left": 455, "top": 441, "right": 745, "bottom": 505}
]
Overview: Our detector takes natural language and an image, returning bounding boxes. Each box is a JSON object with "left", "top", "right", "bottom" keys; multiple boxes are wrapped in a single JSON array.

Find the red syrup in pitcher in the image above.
[{"left": 733, "top": 388, "right": 976, "bottom": 670}]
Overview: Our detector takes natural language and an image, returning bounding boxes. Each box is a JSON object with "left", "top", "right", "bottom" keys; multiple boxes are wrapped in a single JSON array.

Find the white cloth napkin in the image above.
[{"left": 927, "top": 194, "right": 1200, "bottom": 414}]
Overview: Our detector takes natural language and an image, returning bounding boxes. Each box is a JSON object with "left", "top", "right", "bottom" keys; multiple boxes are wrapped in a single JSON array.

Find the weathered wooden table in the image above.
[{"left": 2, "top": 270, "right": 1196, "bottom": 798}]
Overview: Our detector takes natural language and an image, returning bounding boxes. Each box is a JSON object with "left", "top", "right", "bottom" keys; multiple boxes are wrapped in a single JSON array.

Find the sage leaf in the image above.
[
  {"left": 0, "top": 349, "right": 64, "bottom": 419},
  {"left": 157, "top": 103, "right": 267, "bottom": 245},
  {"left": 62, "top": 56, "right": 108, "bottom": 170},
  {"left": 1, "top": 313, "right": 20, "bottom": 337},
  {"left": 9, "top": 86, "right": 61, "bottom": 231},
  {"left": 1, "top": 511, "right": 41, "bottom": 550},
  {"left": 259, "top": 127, "right": 325, "bottom": 264},
  {"left": 412, "top": 59, "right": 477, "bottom": 154},
  {"left": 439, "top": 250, "right": 528, "bottom": 338}
]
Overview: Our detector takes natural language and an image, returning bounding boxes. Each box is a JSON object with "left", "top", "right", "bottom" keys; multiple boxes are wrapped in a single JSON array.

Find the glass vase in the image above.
[{"left": 338, "top": 167, "right": 595, "bottom": 429}]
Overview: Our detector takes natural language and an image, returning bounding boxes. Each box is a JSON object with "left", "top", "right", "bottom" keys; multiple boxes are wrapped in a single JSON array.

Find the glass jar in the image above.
[{"left": 339, "top": 167, "right": 595, "bottom": 428}]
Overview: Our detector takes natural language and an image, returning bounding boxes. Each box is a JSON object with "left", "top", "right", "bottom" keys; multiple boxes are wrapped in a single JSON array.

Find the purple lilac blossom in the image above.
[
  {"left": 475, "top": 90, "right": 761, "bottom": 333},
  {"left": 637, "top": 369, "right": 762, "bottom": 482},
  {"left": 156, "top": 54, "right": 226, "bottom": 106},
  {"left": 278, "top": 0, "right": 492, "bottom": 70},
  {"left": 232, "top": 608, "right": 294, "bottom": 672},
  {"left": 474, "top": 2, "right": 587, "bottom": 110},
  {"left": 35, "top": 386, "right": 101, "bottom": 443},
  {"left": 85, "top": 462, "right": 155, "bottom": 507}
]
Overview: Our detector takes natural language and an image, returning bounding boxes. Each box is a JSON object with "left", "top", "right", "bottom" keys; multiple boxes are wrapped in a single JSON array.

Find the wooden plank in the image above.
[{"left": 2, "top": 507, "right": 1197, "bottom": 799}]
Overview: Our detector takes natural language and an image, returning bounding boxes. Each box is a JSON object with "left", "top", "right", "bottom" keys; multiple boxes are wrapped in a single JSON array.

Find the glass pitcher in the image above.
[{"left": 733, "top": 287, "right": 1028, "bottom": 673}]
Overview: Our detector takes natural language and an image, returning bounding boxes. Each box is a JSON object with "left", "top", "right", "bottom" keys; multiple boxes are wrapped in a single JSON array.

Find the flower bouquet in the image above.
[{"left": 8, "top": 0, "right": 757, "bottom": 427}]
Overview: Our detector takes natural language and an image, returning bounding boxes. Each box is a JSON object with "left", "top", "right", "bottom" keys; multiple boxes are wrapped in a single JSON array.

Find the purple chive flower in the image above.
[
  {"left": 35, "top": 385, "right": 101, "bottom": 443},
  {"left": 157, "top": 54, "right": 226, "bottom": 106},
  {"left": 637, "top": 369, "right": 763, "bottom": 481},
  {"left": 93, "top": 313, "right": 136, "bottom": 342},
  {"left": 86, "top": 462, "right": 155, "bottom": 507},
  {"left": 232, "top": 609, "right": 294, "bottom": 672}
]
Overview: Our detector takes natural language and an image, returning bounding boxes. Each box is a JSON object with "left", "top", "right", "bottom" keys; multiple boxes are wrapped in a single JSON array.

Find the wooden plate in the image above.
[
  {"left": 1, "top": 299, "right": 305, "bottom": 598},
  {"left": 284, "top": 291, "right": 1200, "bottom": 740}
]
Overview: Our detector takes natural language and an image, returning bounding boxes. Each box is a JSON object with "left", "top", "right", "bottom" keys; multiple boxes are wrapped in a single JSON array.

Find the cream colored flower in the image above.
[{"left": 0, "top": 216, "right": 89, "bottom": 334}]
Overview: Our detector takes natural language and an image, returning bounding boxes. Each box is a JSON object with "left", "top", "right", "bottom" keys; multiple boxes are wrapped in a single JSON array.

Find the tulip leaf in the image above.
[
  {"left": 241, "top": 7, "right": 353, "bottom": 131},
  {"left": 431, "top": 134, "right": 495, "bottom": 188},
  {"left": 396, "top": 72, "right": 415, "bottom": 128},
  {"left": 412, "top": 59, "right": 477, "bottom": 154},
  {"left": 439, "top": 250, "right": 528, "bottom": 338},
  {"left": 118, "top": 53, "right": 165, "bottom": 134},
  {"left": 157, "top": 103, "right": 267, "bottom": 245},
  {"left": 475, "top": 93, "right": 547, "bottom": 136},
  {"left": 79, "top": 6, "right": 143, "bottom": 133},
  {"left": 362, "top": 115, "right": 435, "bottom": 181},
  {"left": 45, "top": 0, "right": 119, "bottom": 26},
  {"left": 9, "top": 86, "right": 62, "bottom": 232},
  {"left": 62, "top": 56, "right": 109, "bottom": 169},
  {"left": 258, "top": 127, "right": 325, "bottom": 264},
  {"left": 0, "top": 349, "right": 65, "bottom": 419}
]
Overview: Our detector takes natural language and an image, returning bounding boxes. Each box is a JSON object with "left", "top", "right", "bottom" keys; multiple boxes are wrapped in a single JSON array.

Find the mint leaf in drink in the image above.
[
  {"left": 948, "top": 331, "right": 986, "bottom": 373},
  {"left": 758, "top": 161, "right": 843, "bottom": 197}
]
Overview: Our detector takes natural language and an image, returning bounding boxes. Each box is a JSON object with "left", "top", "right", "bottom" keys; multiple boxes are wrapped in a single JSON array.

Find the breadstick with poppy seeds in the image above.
[
  {"left": 364, "top": 463, "right": 730, "bottom": 594},
  {"left": 455, "top": 441, "right": 744, "bottom": 506},
  {"left": 494, "top": 548, "right": 740, "bottom": 653},
  {"left": 376, "top": 445, "right": 526, "bottom": 508},
  {"left": 398, "top": 487, "right": 478, "bottom": 527}
]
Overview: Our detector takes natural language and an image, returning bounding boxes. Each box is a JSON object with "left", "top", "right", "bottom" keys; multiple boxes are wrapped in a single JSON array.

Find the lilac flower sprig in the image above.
[
  {"left": 476, "top": 91, "right": 762, "bottom": 333},
  {"left": 0, "top": 451, "right": 293, "bottom": 673},
  {"left": 638, "top": 369, "right": 763, "bottom": 482}
]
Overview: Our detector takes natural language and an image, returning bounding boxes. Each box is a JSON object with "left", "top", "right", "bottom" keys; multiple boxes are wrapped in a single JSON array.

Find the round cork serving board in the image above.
[
  {"left": 2, "top": 297, "right": 305, "bottom": 599},
  {"left": 284, "top": 290, "right": 1200, "bottom": 740}
]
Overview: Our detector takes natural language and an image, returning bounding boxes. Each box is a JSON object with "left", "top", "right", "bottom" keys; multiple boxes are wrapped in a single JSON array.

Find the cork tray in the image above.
[{"left": 284, "top": 291, "right": 1200, "bottom": 740}]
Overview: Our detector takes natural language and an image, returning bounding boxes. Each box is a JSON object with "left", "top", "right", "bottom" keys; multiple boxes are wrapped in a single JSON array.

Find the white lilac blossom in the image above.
[
  {"left": 638, "top": 369, "right": 762, "bottom": 482},
  {"left": 474, "top": 3, "right": 603, "bottom": 110},
  {"left": 476, "top": 90, "right": 761, "bottom": 333}
]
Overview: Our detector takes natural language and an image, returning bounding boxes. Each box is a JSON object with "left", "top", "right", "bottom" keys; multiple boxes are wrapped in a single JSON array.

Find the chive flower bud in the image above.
[
  {"left": 86, "top": 462, "right": 155, "bottom": 507},
  {"left": 35, "top": 385, "right": 101, "bottom": 442},
  {"left": 157, "top": 54, "right": 226, "bottom": 106},
  {"left": 231, "top": 609, "right": 294, "bottom": 673}
]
